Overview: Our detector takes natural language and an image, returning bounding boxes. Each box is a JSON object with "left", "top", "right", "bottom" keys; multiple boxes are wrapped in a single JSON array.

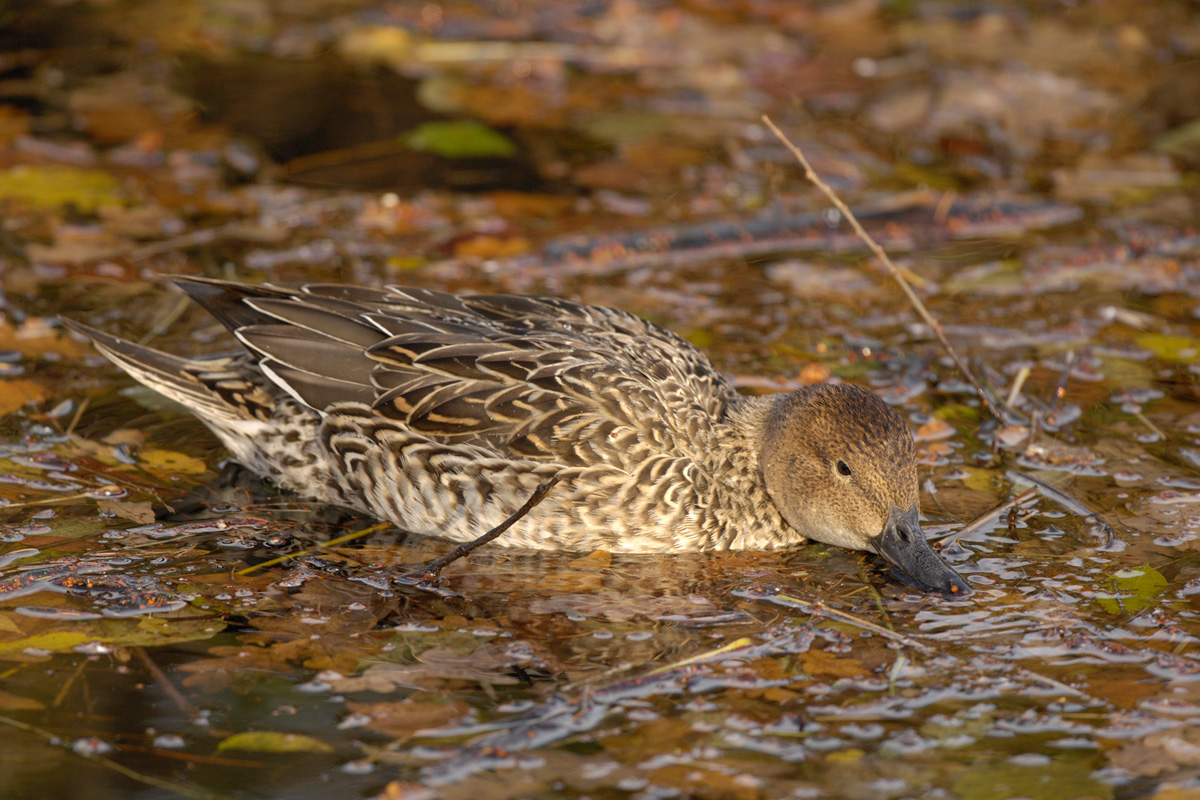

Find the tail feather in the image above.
[
  {"left": 61, "top": 319, "right": 245, "bottom": 423},
  {"left": 168, "top": 275, "right": 293, "bottom": 332}
]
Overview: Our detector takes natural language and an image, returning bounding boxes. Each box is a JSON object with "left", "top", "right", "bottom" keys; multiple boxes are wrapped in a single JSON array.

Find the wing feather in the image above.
[{"left": 164, "top": 277, "right": 735, "bottom": 469}]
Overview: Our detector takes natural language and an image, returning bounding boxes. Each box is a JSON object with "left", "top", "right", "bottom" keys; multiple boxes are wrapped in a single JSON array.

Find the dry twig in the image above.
[
  {"left": 762, "top": 115, "right": 1005, "bottom": 423},
  {"left": 401, "top": 476, "right": 560, "bottom": 585}
]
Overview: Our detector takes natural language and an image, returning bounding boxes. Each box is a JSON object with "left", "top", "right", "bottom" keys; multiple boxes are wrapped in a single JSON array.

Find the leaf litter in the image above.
[{"left": 1, "top": 1, "right": 1200, "bottom": 798}]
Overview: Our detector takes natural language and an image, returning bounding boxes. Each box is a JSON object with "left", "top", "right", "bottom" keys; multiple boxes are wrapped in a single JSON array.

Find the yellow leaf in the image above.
[
  {"left": 959, "top": 467, "right": 1001, "bottom": 493},
  {"left": 140, "top": 448, "right": 207, "bottom": 474},
  {"left": 0, "top": 631, "right": 95, "bottom": 655},
  {"left": 1137, "top": 333, "right": 1200, "bottom": 363},
  {"left": 0, "top": 165, "right": 123, "bottom": 211},
  {"left": 217, "top": 731, "right": 334, "bottom": 754},
  {"left": 826, "top": 748, "right": 865, "bottom": 765}
]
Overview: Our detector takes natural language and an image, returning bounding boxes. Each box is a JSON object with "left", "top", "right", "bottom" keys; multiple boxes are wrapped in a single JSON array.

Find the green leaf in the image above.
[
  {"left": 953, "top": 758, "right": 1111, "bottom": 800},
  {"left": 1135, "top": 333, "right": 1200, "bottom": 363},
  {"left": 0, "top": 613, "right": 225, "bottom": 655},
  {"left": 217, "top": 731, "right": 335, "bottom": 754},
  {"left": 1155, "top": 117, "right": 1200, "bottom": 158},
  {"left": 1096, "top": 564, "right": 1169, "bottom": 615},
  {"left": 404, "top": 120, "right": 517, "bottom": 159}
]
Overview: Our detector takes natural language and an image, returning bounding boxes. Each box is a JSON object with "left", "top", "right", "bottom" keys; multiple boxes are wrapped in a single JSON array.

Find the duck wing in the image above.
[{"left": 172, "top": 277, "right": 737, "bottom": 470}]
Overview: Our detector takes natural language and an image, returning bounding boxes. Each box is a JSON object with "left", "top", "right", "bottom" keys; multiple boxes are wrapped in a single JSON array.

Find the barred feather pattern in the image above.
[{"left": 69, "top": 278, "right": 801, "bottom": 552}]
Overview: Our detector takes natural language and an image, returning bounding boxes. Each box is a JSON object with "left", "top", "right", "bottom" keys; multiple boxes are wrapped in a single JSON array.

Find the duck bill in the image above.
[{"left": 869, "top": 505, "right": 972, "bottom": 597}]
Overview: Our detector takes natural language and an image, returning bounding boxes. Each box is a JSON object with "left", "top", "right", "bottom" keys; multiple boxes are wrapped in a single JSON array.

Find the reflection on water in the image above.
[{"left": 2, "top": 0, "right": 1200, "bottom": 797}]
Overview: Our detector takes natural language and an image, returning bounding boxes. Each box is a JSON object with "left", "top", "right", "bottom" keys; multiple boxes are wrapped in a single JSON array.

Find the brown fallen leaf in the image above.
[
  {"left": 799, "top": 363, "right": 832, "bottom": 385},
  {"left": 800, "top": 648, "right": 868, "bottom": 679},
  {"left": 97, "top": 498, "right": 155, "bottom": 524},
  {"left": 1109, "top": 730, "right": 1200, "bottom": 777},
  {"left": 328, "top": 643, "right": 529, "bottom": 692},
  {"left": 345, "top": 695, "right": 470, "bottom": 737},
  {"left": 0, "top": 379, "right": 47, "bottom": 416},
  {"left": 568, "top": 549, "right": 612, "bottom": 570},
  {"left": 914, "top": 419, "right": 955, "bottom": 442},
  {"left": 376, "top": 781, "right": 439, "bottom": 800},
  {"left": 0, "top": 688, "right": 45, "bottom": 711}
]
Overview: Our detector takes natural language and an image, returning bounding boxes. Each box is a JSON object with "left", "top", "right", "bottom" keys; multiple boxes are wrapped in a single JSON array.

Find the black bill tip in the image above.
[{"left": 869, "top": 505, "right": 973, "bottom": 597}]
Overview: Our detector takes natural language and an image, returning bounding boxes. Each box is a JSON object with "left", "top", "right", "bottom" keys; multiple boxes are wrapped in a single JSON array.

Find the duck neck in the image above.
[{"left": 716, "top": 394, "right": 796, "bottom": 549}]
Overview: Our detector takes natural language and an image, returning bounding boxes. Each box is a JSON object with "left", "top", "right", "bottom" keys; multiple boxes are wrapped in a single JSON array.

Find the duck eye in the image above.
[{"left": 837, "top": 460, "right": 852, "bottom": 477}]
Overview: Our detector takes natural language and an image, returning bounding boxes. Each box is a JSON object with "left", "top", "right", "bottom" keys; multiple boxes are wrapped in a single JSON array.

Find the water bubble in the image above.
[
  {"left": 840, "top": 723, "right": 885, "bottom": 740},
  {"left": 86, "top": 486, "right": 128, "bottom": 499},
  {"left": 1010, "top": 753, "right": 1052, "bottom": 766},
  {"left": 295, "top": 680, "right": 331, "bottom": 694},
  {"left": 216, "top": 538, "right": 255, "bottom": 549},
  {"left": 71, "top": 737, "right": 113, "bottom": 756},
  {"left": 337, "top": 712, "right": 372, "bottom": 730},
  {"left": 152, "top": 734, "right": 186, "bottom": 749}
]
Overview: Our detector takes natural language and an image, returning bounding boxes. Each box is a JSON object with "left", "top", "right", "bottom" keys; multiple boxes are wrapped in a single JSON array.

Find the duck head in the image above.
[{"left": 759, "top": 383, "right": 971, "bottom": 597}]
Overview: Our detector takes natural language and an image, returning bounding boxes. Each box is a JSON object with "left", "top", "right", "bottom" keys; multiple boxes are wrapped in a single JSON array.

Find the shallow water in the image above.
[{"left": 2, "top": 1, "right": 1200, "bottom": 799}]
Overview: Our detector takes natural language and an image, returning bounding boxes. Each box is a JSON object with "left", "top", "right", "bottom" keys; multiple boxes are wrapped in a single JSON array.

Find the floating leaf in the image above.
[
  {"left": 0, "top": 613, "right": 224, "bottom": 655},
  {"left": 1136, "top": 333, "right": 1200, "bottom": 363},
  {"left": 0, "top": 165, "right": 123, "bottom": 211},
  {"left": 800, "top": 648, "right": 867, "bottom": 679},
  {"left": 139, "top": 448, "right": 207, "bottom": 475},
  {"left": 217, "top": 731, "right": 334, "bottom": 754},
  {"left": 346, "top": 696, "right": 469, "bottom": 737},
  {"left": 915, "top": 419, "right": 955, "bottom": 442},
  {"left": 404, "top": 120, "right": 516, "bottom": 159},
  {"left": 96, "top": 498, "right": 155, "bottom": 524},
  {"left": 953, "top": 757, "right": 1111, "bottom": 800},
  {"left": 1096, "top": 565, "right": 1169, "bottom": 615},
  {"left": 0, "top": 379, "right": 47, "bottom": 416}
]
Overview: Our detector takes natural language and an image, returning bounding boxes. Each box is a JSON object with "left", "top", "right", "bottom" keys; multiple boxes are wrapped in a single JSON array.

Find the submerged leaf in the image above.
[
  {"left": 0, "top": 165, "right": 123, "bottom": 211},
  {"left": 1136, "top": 333, "right": 1200, "bottom": 363},
  {"left": 1096, "top": 565, "right": 1169, "bottom": 615},
  {"left": 404, "top": 120, "right": 517, "bottom": 159},
  {"left": 217, "top": 731, "right": 335, "bottom": 754},
  {"left": 139, "top": 448, "right": 208, "bottom": 474},
  {"left": 0, "top": 379, "right": 47, "bottom": 415},
  {"left": 953, "top": 757, "right": 1111, "bottom": 800}
]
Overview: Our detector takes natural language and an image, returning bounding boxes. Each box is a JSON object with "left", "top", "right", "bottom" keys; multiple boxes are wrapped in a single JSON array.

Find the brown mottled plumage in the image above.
[{"left": 65, "top": 276, "right": 970, "bottom": 594}]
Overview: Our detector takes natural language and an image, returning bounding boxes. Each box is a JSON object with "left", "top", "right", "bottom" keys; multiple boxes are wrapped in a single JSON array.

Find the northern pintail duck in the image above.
[{"left": 67, "top": 276, "right": 970, "bottom": 594}]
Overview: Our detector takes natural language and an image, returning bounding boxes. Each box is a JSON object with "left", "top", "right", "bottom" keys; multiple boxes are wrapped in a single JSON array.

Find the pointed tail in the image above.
[{"left": 62, "top": 319, "right": 246, "bottom": 423}]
